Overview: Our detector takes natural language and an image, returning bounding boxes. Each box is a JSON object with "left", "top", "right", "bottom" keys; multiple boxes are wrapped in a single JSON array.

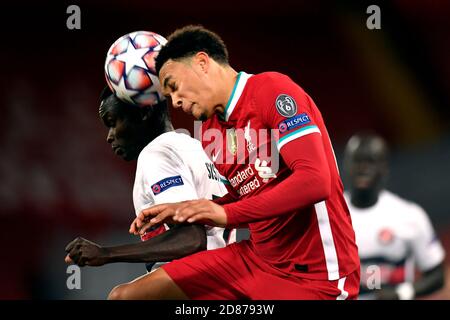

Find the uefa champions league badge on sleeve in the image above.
[
  {"left": 275, "top": 94, "right": 297, "bottom": 118},
  {"left": 278, "top": 113, "right": 311, "bottom": 133},
  {"left": 151, "top": 175, "right": 184, "bottom": 195}
]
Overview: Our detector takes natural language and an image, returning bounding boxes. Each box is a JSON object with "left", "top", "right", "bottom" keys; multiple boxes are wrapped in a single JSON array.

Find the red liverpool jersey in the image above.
[{"left": 201, "top": 71, "right": 359, "bottom": 281}]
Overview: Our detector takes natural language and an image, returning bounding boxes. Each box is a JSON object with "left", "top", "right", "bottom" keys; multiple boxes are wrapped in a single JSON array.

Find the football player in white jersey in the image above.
[
  {"left": 343, "top": 133, "right": 445, "bottom": 300},
  {"left": 65, "top": 86, "right": 235, "bottom": 272}
]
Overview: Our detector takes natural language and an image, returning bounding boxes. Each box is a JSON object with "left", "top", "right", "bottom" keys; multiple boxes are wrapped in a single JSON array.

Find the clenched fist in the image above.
[{"left": 65, "top": 237, "right": 110, "bottom": 267}]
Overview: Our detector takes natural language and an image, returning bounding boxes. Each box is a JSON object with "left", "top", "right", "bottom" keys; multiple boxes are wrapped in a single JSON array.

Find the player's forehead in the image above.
[
  {"left": 159, "top": 61, "right": 173, "bottom": 83},
  {"left": 352, "top": 150, "right": 378, "bottom": 163},
  {"left": 99, "top": 97, "right": 120, "bottom": 119},
  {"left": 348, "top": 136, "right": 386, "bottom": 160},
  {"left": 99, "top": 100, "right": 110, "bottom": 118},
  {"left": 351, "top": 147, "right": 385, "bottom": 165},
  {"left": 159, "top": 60, "right": 188, "bottom": 89}
]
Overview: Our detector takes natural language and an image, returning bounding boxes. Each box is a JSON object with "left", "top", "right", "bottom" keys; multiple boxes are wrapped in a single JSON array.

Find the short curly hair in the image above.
[
  {"left": 155, "top": 25, "right": 229, "bottom": 74},
  {"left": 98, "top": 86, "right": 169, "bottom": 124}
]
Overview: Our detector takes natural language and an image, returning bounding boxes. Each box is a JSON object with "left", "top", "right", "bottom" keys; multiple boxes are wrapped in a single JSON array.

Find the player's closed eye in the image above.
[
  {"left": 106, "top": 117, "right": 116, "bottom": 128},
  {"left": 169, "top": 83, "right": 177, "bottom": 92}
]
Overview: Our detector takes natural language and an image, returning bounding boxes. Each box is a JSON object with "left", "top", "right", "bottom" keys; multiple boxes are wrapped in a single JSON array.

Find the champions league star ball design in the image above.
[{"left": 104, "top": 31, "right": 167, "bottom": 107}]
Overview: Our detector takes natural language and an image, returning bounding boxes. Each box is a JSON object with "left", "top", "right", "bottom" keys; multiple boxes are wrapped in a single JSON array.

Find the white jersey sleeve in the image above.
[
  {"left": 132, "top": 132, "right": 235, "bottom": 272},
  {"left": 133, "top": 146, "right": 198, "bottom": 215},
  {"left": 408, "top": 203, "right": 445, "bottom": 271}
]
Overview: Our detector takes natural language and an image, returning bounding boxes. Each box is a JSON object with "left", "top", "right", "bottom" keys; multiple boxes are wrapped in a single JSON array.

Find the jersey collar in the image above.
[{"left": 221, "top": 71, "right": 252, "bottom": 122}]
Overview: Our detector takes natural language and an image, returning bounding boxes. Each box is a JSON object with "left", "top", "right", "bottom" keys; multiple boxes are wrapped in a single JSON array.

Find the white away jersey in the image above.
[
  {"left": 133, "top": 132, "right": 236, "bottom": 270},
  {"left": 345, "top": 190, "right": 445, "bottom": 298}
]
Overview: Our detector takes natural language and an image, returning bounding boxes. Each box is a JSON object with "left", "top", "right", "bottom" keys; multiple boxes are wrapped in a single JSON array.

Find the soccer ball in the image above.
[{"left": 104, "top": 31, "right": 167, "bottom": 107}]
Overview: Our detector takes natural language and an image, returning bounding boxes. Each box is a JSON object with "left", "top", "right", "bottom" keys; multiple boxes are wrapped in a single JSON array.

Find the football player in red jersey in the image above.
[{"left": 111, "top": 25, "right": 360, "bottom": 300}]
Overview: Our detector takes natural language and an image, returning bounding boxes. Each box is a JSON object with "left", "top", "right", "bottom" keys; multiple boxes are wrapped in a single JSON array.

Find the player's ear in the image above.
[{"left": 195, "top": 52, "right": 209, "bottom": 74}]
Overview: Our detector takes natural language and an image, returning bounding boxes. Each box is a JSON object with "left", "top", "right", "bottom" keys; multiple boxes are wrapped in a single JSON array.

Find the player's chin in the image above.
[
  {"left": 118, "top": 149, "right": 138, "bottom": 161},
  {"left": 352, "top": 186, "right": 375, "bottom": 197},
  {"left": 194, "top": 110, "right": 209, "bottom": 121}
]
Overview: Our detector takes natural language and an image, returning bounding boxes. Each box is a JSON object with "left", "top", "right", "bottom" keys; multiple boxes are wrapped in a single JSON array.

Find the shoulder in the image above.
[
  {"left": 381, "top": 190, "right": 422, "bottom": 210},
  {"left": 251, "top": 71, "right": 291, "bottom": 82},
  {"left": 248, "top": 71, "right": 308, "bottom": 107},
  {"left": 250, "top": 71, "right": 298, "bottom": 89},
  {"left": 138, "top": 132, "right": 202, "bottom": 168},
  {"left": 247, "top": 72, "right": 315, "bottom": 124},
  {"left": 143, "top": 131, "right": 202, "bottom": 154},
  {"left": 381, "top": 190, "right": 430, "bottom": 222}
]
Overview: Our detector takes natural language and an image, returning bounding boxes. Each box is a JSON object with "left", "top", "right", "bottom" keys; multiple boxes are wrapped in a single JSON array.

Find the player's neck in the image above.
[
  {"left": 215, "top": 66, "right": 238, "bottom": 115},
  {"left": 144, "top": 119, "right": 175, "bottom": 146},
  {"left": 162, "top": 120, "right": 175, "bottom": 133},
  {"left": 351, "top": 189, "right": 380, "bottom": 208}
]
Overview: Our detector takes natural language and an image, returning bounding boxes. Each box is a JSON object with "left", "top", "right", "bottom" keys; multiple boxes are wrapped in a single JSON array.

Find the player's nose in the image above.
[
  {"left": 171, "top": 93, "right": 183, "bottom": 109},
  {"left": 354, "top": 161, "right": 374, "bottom": 175},
  {"left": 106, "top": 128, "right": 115, "bottom": 143}
]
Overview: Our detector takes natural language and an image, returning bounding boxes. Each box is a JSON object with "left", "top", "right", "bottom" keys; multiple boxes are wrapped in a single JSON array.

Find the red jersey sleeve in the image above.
[
  {"left": 260, "top": 73, "right": 321, "bottom": 148},
  {"left": 224, "top": 73, "right": 331, "bottom": 227},
  {"left": 213, "top": 185, "right": 239, "bottom": 206}
]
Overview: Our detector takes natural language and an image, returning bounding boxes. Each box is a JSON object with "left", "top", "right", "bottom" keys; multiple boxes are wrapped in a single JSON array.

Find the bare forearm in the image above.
[
  {"left": 105, "top": 224, "right": 207, "bottom": 264},
  {"left": 413, "top": 263, "right": 445, "bottom": 297},
  {"left": 377, "top": 263, "right": 446, "bottom": 300}
]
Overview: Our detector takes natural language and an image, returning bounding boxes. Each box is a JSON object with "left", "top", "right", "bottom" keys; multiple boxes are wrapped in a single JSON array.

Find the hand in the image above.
[
  {"left": 64, "top": 237, "right": 110, "bottom": 267},
  {"left": 375, "top": 287, "right": 399, "bottom": 300},
  {"left": 173, "top": 199, "right": 227, "bottom": 226},
  {"left": 129, "top": 203, "right": 180, "bottom": 236},
  {"left": 130, "top": 200, "right": 227, "bottom": 236}
]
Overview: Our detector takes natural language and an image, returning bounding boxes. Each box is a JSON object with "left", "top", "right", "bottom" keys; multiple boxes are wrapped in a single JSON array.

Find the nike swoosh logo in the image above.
[{"left": 212, "top": 150, "right": 221, "bottom": 162}]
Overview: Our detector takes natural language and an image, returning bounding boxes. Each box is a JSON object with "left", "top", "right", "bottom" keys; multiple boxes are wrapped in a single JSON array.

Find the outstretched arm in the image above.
[
  {"left": 412, "top": 263, "right": 446, "bottom": 297},
  {"left": 224, "top": 134, "right": 330, "bottom": 227},
  {"left": 132, "top": 134, "right": 330, "bottom": 231},
  {"left": 212, "top": 192, "right": 237, "bottom": 206},
  {"left": 376, "top": 263, "right": 446, "bottom": 300},
  {"left": 65, "top": 224, "right": 206, "bottom": 267},
  {"left": 132, "top": 76, "right": 333, "bottom": 230}
]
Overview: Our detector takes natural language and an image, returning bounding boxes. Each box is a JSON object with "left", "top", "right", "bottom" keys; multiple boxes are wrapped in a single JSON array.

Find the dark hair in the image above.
[
  {"left": 155, "top": 25, "right": 229, "bottom": 74},
  {"left": 98, "top": 86, "right": 170, "bottom": 123},
  {"left": 99, "top": 85, "right": 113, "bottom": 103}
]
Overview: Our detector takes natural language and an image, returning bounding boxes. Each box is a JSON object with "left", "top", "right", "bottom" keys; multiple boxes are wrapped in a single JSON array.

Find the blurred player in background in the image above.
[
  {"left": 65, "top": 72, "right": 235, "bottom": 272},
  {"left": 118, "top": 25, "right": 360, "bottom": 300},
  {"left": 343, "top": 132, "right": 445, "bottom": 300}
]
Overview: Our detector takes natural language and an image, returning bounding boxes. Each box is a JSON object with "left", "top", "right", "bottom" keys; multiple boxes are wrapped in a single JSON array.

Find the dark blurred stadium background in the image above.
[{"left": 0, "top": 0, "right": 449, "bottom": 299}]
